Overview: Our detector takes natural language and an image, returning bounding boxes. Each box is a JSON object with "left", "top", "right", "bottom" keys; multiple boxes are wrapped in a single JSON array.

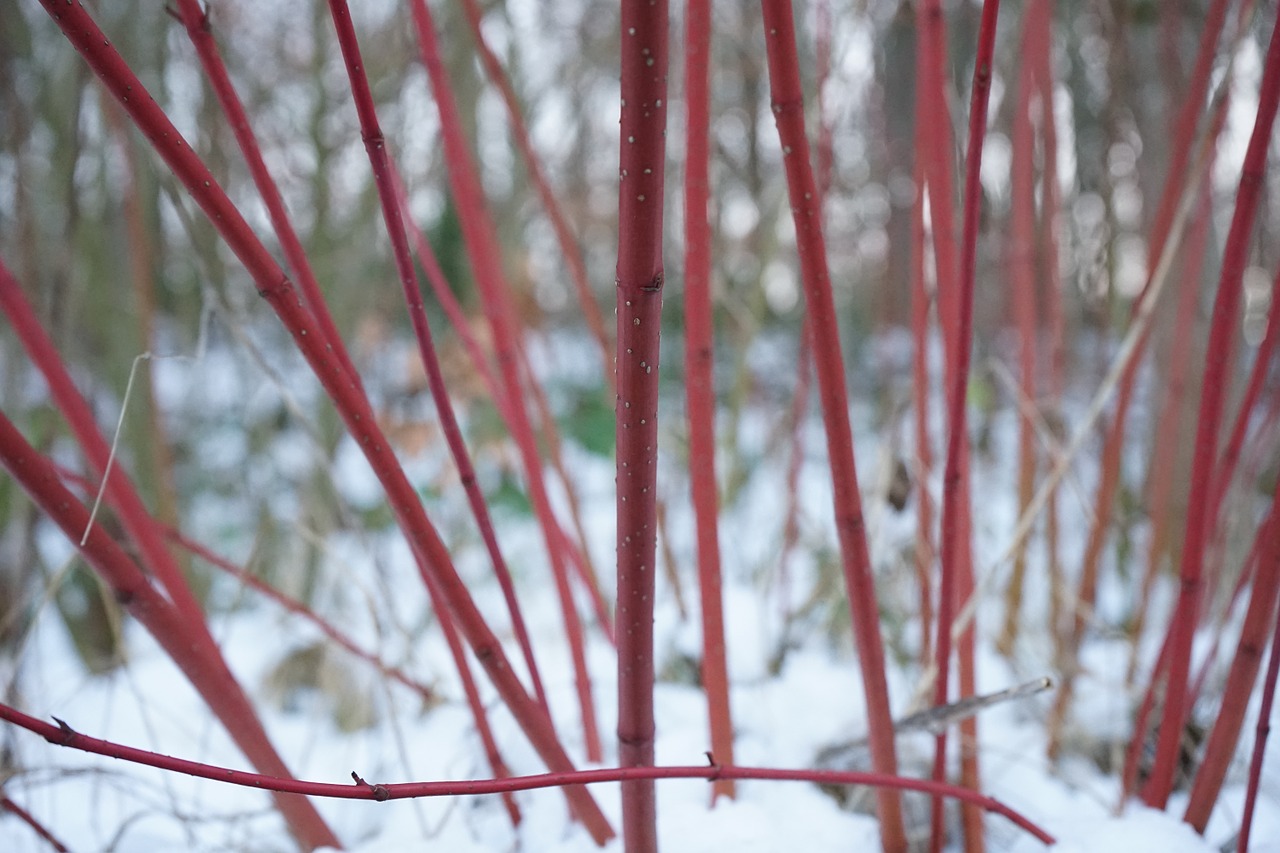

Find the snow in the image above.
[{"left": 5, "top": 326, "right": 1279, "bottom": 853}]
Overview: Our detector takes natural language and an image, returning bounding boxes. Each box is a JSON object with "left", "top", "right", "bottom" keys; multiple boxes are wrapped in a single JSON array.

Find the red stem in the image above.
[
  {"left": 931, "top": 3, "right": 1001, "bottom": 851},
  {"left": 1144, "top": 10, "right": 1280, "bottom": 808},
  {"left": 759, "top": 1, "right": 907, "bottom": 849},
  {"left": 1145, "top": 0, "right": 1233, "bottom": 280},
  {"left": 1033, "top": 5, "right": 1065, "bottom": 397},
  {"left": 394, "top": 167, "right": 614, "bottom": 643},
  {"left": 1183, "top": 505, "right": 1280, "bottom": 829},
  {"left": 918, "top": 0, "right": 960, "bottom": 356},
  {"left": 683, "top": 0, "right": 736, "bottom": 804},
  {"left": 615, "top": 0, "right": 671, "bottom": 846},
  {"left": 514, "top": 345, "right": 616, "bottom": 642},
  {"left": 1056, "top": 2, "right": 1235, "bottom": 760},
  {"left": 0, "top": 701, "right": 1055, "bottom": 846},
  {"left": 1036, "top": 13, "right": 1066, "bottom": 658},
  {"left": 323, "top": 4, "right": 544, "bottom": 823},
  {"left": 1237, "top": 545, "right": 1280, "bottom": 853}
]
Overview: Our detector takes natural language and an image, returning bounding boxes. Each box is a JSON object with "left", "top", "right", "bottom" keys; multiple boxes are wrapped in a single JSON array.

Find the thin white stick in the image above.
[
  {"left": 82, "top": 352, "right": 151, "bottom": 546},
  {"left": 76, "top": 290, "right": 211, "bottom": 548}
]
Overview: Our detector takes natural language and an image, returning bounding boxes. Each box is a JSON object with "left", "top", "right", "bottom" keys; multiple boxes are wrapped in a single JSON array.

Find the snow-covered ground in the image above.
[{"left": 3, "top": 328, "right": 1279, "bottom": 853}]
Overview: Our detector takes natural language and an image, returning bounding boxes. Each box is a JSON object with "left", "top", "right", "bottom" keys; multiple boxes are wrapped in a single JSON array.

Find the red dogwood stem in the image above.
[
  {"left": 0, "top": 700, "right": 1055, "bottom": 845},
  {"left": 683, "top": 0, "right": 736, "bottom": 804},
  {"left": 615, "top": 0, "right": 671, "bottom": 847},
  {"left": 406, "top": 0, "right": 606, "bottom": 765},
  {"left": 931, "top": 3, "right": 1001, "bottom": 851},
  {"left": 1183, "top": 503, "right": 1280, "bottom": 829},
  {"left": 758, "top": 1, "right": 907, "bottom": 849}
]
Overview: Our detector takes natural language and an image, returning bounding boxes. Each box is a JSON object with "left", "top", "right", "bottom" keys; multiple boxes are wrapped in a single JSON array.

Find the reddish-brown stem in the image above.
[
  {"left": 777, "top": 322, "right": 812, "bottom": 623},
  {"left": 0, "top": 700, "right": 1055, "bottom": 845},
  {"left": 2, "top": 250, "right": 343, "bottom": 839},
  {"left": 1033, "top": 6, "right": 1067, "bottom": 639},
  {"left": 614, "top": 0, "right": 671, "bottom": 846},
  {"left": 1145, "top": 0, "right": 1233, "bottom": 280},
  {"left": 1144, "top": 12, "right": 1280, "bottom": 808},
  {"left": 322, "top": 4, "right": 539, "bottom": 823},
  {"left": 683, "top": 0, "right": 735, "bottom": 805},
  {"left": 998, "top": 0, "right": 1045, "bottom": 658},
  {"left": 759, "top": 1, "right": 907, "bottom": 849},
  {"left": 930, "top": 3, "right": 1001, "bottom": 852},
  {"left": 456, "top": 0, "right": 613, "bottom": 386},
  {"left": 36, "top": 2, "right": 611, "bottom": 838},
  {"left": 515, "top": 345, "right": 615, "bottom": 642},
  {"left": 913, "top": 32, "right": 976, "bottom": 807},
  {"left": 1033, "top": 6, "right": 1065, "bottom": 399},
  {"left": 406, "top": 0, "right": 605, "bottom": 764},
  {"left": 910, "top": 0, "right": 950, "bottom": 673},
  {"left": 956, "top": 480, "right": 984, "bottom": 853}
]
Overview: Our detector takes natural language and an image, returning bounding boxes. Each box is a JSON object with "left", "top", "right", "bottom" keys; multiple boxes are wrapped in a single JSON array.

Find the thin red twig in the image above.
[
  {"left": 931, "top": 2, "right": 1002, "bottom": 851},
  {"left": 0, "top": 701, "right": 1055, "bottom": 846},
  {"left": 683, "top": 0, "right": 736, "bottom": 804}
]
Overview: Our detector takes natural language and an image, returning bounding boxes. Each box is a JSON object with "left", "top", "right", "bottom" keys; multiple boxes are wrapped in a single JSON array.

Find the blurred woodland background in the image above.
[{"left": 0, "top": 0, "right": 1278, "bottom": 783}]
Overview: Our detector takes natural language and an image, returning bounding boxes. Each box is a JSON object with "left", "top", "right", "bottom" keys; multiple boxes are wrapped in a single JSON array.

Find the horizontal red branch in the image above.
[{"left": 0, "top": 701, "right": 1054, "bottom": 845}]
